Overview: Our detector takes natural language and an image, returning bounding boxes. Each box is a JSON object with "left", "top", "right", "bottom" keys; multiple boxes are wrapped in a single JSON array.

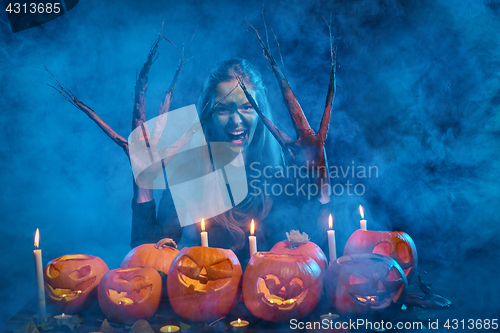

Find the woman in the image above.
[{"left": 132, "top": 58, "right": 325, "bottom": 265}]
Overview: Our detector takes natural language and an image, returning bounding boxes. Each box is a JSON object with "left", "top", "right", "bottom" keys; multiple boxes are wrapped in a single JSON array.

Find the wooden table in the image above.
[{"left": 1, "top": 283, "right": 465, "bottom": 333}]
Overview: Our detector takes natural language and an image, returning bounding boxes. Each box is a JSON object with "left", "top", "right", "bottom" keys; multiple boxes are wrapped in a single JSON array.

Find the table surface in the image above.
[{"left": 1, "top": 282, "right": 466, "bottom": 333}]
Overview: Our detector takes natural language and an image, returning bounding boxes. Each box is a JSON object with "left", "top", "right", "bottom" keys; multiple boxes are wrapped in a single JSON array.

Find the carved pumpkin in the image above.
[
  {"left": 270, "top": 230, "right": 328, "bottom": 273},
  {"left": 343, "top": 230, "right": 418, "bottom": 282},
  {"left": 242, "top": 252, "right": 323, "bottom": 322},
  {"left": 324, "top": 253, "right": 407, "bottom": 315},
  {"left": 121, "top": 243, "right": 179, "bottom": 275},
  {"left": 167, "top": 246, "right": 242, "bottom": 322},
  {"left": 44, "top": 254, "right": 109, "bottom": 313},
  {"left": 98, "top": 267, "right": 162, "bottom": 324}
]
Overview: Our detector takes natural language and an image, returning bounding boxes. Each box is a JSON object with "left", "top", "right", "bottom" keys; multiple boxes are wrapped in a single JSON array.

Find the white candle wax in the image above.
[
  {"left": 34, "top": 232, "right": 46, "bottom": 321},
  {"left": 249, "top": 236, "right": 257, "bottom": 256},
  {"left": 327, "top": 229, "right": 337, "bottom": 263},
  {"left": 201, "top": 232, "right": 208, "bottom": 247},
  {"left": 201, "top": 219, "right": 208, "bottom": 247},
  {"left": 360, "top": 220, "right": 367, "bottom": 230}
]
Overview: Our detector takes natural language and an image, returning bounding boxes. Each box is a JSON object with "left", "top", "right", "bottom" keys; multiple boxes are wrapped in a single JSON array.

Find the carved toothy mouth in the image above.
[
  {"left": 257, "top": 277, "right": 309, "bottom": 310},
  {"left": 352, "top": 284, "right": 405, "bottom": 309},
  {"left": 46, "top": 277, "right": 96, "bottom": 301}
]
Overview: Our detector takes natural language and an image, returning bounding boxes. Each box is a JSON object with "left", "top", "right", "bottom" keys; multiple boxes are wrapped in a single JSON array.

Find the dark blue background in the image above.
[{"left": 1, "top": 0, "right": 499, "bottom": 327}]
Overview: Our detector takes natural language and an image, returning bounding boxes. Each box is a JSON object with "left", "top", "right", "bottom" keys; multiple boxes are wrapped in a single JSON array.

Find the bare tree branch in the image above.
[{"left": 46, "top": 68, "right": 129, "bottom": 155}]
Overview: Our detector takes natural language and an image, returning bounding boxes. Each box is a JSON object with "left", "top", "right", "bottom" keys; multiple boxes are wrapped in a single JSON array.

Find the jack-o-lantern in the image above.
[
  {"left": 121, "top": 243, "right": 179, "bottom": 275},
  {"left": 98, "top": 267, "right": 162, "bottom": 324},
  {"left": 343, "top": 230, "right": 418, "bottom": 282},
  {"left": 270, "top": 230, "right": 328, "bottom": 273},
  {"left": 167, "top": 246, "right": 242, "bottom": 322},
  {"left": 324, "top": 253, "right": 407, "bottom": 315},
  {"left": 44, "top": 254, "right": 109, "bottom": 313},
  {"left": 242, "top": 252, "right": 323, "bottom": 322}
]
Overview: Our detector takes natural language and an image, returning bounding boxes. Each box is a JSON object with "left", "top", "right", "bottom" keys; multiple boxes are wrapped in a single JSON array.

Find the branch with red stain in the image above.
[{"left": 240, "top": 19, "right": 337, "bottom": 204}]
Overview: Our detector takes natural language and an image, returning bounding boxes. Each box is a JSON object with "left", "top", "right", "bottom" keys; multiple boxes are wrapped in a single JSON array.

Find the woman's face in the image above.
[{"left": 212, "top": 79, "right": 259, "bottom": 152}]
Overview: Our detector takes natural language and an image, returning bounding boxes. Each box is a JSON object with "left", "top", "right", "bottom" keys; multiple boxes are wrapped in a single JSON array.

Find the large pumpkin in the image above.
[
  {"left": 167, "top": 246, "right": 242, "bottom": 322},
  {"left": 44, "top": 254, "right": 109, "bottom": 313},
  {"left": 121, "top": 244, "right": 179, "bottom": 275},
  {"left": 270, "top": 230, "right": 328, "bottom": 273},
  {"left": 343, "top": 230, "right": 418, "bottom": 282},
  {"left": 98, "top": 267, "right": 162, "bottom": 324},
  {"left": 243, "top": 252, "right": 323, "bottom": 322},
  {"left": 324, "top": 253, "right": 407, "bottom": 315}
]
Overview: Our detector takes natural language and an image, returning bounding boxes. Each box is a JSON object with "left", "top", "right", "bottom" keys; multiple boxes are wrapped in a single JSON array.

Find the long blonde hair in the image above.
[{"left": 198, "top": 59, "right": 284, "bottom": 250}]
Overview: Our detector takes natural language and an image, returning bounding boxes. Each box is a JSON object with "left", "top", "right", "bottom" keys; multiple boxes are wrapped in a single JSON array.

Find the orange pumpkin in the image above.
[
  {"left": 121, "top": 244, "right": 179, "bottom": 275},
  {"left": 167, "top": 246, "right": 242, "bottom": 322},
  {"left": 44, "top": 254, "right": 108, "bottom": 313},
  {"left": 243, "top": 252, "right": 323, "bottom": 322},
  {"left": 343, "top": 230, "right": 418, "bottom": 282},
  {"left": 324, "top": 253, "right": 407, "bottom": 315},
  {"left": 98, "top": 267, "right": 162, "bottom": 324},
  {"left": 270, "top": 230, "right": 328, "bottom": 273}
]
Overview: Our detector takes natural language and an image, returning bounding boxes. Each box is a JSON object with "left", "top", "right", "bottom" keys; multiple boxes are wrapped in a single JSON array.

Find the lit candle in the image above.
[
  {"left": 320, "top": 312, "right": 339, "bottom": 321},
  {"left": 359, "top": 205, "right": 367, "bottom": 230},
  {"left": 201, "top": 219, "right": 208, "bottom": 247},
  {"left": 54, "top": 313, "right": 72, "bottom": 325},
  {"left": 160, "top": 325, "right": 180, "bottom": 332},
  {"left": 230, "top": 318, "right": 249, "bottom": 332},
  {"left": 327, "top": 214, "right": 337, "bottom": 263},
  {"left": 249, "top": 219, "right": 257, "bottom": 257},
  {"left": 33, "top": 229, "right": 47, "bottom": 321}
]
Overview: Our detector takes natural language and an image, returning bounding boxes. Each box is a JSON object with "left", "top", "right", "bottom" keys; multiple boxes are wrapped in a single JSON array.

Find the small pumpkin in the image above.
[
  {"left": 167, "top": 246, "right": 242, "bottom": 322},
  {"left": 270, "top": 230, "right": 328, "bottom": 273},
  {"left": 243, "top": 252, "right": 323, "bottom": 322},
  {"left": 98, "top": 267, "right": 162, "bottom": 324},
  {"left": 343, "top": 230, "right": 418, "bottom": 282},
  {"left": 324, "top": 253, "right": 407, "bottom": 315},
  {"left": 44, "top": 254, "right": 109, "bottom": 313},
  {"left": 121, "top": 243, "right": 179, "bottom": 275}
]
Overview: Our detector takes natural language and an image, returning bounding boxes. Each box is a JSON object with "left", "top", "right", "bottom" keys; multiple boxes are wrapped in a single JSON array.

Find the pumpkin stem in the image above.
[{"left": 286, "top": 230, "right": 310, "bottom": 249}]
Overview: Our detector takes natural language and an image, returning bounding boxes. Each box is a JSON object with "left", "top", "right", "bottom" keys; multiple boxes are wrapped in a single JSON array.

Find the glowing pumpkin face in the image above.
[
  {"left": 343, "top": 230, "right": 418, "bottom": 282},
  {"left": 325, "top": 253, "right": 407, "bottom": 315},
  {"left": 44, "top": 254, "right": 109, "bottom": 313},
  {"left": 167, "top": 246, "right": 242, "bottom": 322},
  {"left": 242, "top": 252, "right": 323, "bottom": 322},
  {"left": 97, "top": 267, "right": 162, "bottom": 324}
]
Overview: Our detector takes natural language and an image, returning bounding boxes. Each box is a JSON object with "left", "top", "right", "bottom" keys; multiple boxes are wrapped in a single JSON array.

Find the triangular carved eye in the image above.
[
  {"left": 69, "top": 265, "right": 91, "bottom": 280},
  {"left": 387, "top": 267, "right": 400, "bottom": 281},
  {"left": 210, "top": 259, "right": 232, "bottom": 271},
  {"left": 350, "top": 273, "right": 369, "bottom": 285},
  {"left": 46, "top": 264, "right": 60, "bottom": 278}
]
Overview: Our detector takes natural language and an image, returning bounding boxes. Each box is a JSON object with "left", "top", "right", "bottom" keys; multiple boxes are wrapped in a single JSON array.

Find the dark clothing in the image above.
[{"left": 131, "top": 186, "right": 330, "bottom": 268}]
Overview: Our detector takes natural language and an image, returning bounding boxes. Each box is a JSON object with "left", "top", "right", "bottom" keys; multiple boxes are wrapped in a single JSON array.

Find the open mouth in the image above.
[
  {"left": 226, "top": 128, "right": 247, "bottom": 145},
  {"left": 46, "top": 277, "right": 96, "bottom": 301},
  {"left": 352, "top": 284, "right": 405, "bottom": 309},
  {"left": 257, "top": 277, "right": 309, "bottom": 310}
]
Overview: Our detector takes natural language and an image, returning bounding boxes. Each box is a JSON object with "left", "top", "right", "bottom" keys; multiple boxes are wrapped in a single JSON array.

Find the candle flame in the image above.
[
  {"left": 328, "top": 214, "right": 333, "bottom": 229},
  {"left": 238, "top": 318, "right": 241, "bottom": 324},
  {"left": 250, "top": 219, "right": 255, "bottom": 235},
  {"left": 358, "top": 205, "right": 364, "bottom": 219},
  {"left": 201, "top": 219, "right": 205, "bottom": 232},
  {"left": 168, "top": 327, "right": 171, "bottom": 332},
  {"left": 34, "top": 228, "right": 39, "bottom": 248}
]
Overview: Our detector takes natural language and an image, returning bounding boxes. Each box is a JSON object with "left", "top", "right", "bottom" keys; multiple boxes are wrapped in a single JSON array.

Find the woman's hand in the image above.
[{"left": 155, "top": 238, "right": 178, "bottom": 249}]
